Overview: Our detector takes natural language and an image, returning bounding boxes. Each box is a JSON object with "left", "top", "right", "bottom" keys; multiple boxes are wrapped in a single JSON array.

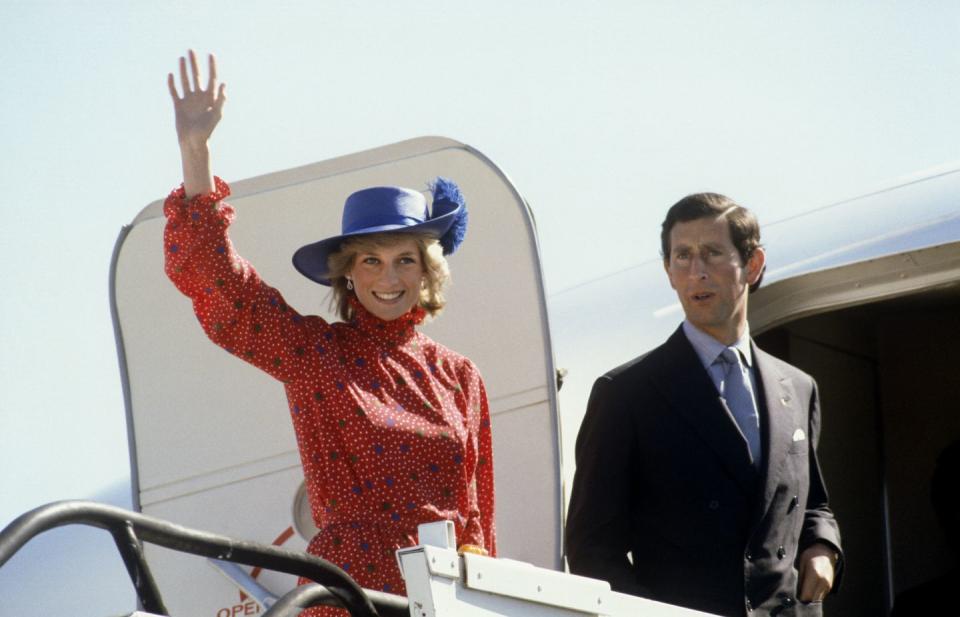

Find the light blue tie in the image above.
[{"left": 717, "top": 347, "right": 762, "bottom": 468}]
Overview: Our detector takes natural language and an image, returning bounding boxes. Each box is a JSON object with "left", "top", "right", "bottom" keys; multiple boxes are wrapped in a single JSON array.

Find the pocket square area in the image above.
[{"left": 792, "top": 428, "right": 806, "bottom": 442}]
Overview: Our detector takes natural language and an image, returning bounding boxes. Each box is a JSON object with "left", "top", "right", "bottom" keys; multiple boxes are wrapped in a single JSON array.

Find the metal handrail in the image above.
[
  {"left": 0, "top": 501, "right": 400, "bottom": 617},
  {"left": 264, "top": 584, "right": 409, "bottom": 617}
]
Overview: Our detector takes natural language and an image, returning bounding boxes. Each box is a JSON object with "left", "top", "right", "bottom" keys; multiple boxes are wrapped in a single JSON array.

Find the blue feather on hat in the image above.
[{"left": 429, "top": 177, "right": 468, "bottom": 255}]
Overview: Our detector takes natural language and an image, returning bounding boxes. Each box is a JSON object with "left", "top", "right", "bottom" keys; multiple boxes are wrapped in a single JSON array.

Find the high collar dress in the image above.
[{"left": 163, "top": 178, "right": 496, "bottom": 614}]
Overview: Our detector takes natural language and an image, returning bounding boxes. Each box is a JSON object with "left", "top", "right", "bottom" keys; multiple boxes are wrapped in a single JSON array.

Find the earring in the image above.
[{"left": 346, "top": 279, "right": 354, "bottom": 291}]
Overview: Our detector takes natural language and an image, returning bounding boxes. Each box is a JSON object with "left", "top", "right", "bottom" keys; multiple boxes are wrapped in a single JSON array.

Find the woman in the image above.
[{"left": 163, "top": 50, "right": 496, "bottom": 610}]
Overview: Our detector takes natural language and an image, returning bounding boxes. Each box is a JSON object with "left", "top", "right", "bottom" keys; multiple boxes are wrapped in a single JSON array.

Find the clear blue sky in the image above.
[{"left": 2, "top": 1, "right": 959, "bottom": 613}]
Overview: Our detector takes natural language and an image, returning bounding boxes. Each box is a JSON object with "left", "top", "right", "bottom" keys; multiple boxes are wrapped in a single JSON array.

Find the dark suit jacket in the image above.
[{"left": 566, "top": 326, "right": 843, "bottom": 617}]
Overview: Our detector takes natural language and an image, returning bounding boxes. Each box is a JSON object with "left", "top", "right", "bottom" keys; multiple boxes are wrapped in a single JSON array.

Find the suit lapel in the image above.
[
  {"left": 754, "top": 344, "right": 798, "bottom": 520},
  {"left": 652, "top": 327, "right": 759, "bottom": 497}
]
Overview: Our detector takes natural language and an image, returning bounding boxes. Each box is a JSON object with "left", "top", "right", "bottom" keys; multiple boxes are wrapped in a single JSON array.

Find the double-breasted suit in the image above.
[{"left": 566, "top": 326, "right": 842, "bottom": 617}]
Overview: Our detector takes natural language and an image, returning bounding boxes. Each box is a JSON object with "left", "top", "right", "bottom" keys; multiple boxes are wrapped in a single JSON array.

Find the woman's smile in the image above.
[{"left": 372, "top": 290, "right": 404, "bottom": 302}]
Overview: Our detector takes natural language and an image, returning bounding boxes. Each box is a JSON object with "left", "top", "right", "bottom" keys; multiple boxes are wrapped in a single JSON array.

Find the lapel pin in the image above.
[{"left": 792, "top": 428, "right": 806, "bottom": 442}]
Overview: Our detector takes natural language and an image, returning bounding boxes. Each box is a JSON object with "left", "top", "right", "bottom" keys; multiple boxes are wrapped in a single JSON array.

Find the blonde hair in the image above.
[{"left": 327, "top": 231, "right": 451, "bottom": 321}]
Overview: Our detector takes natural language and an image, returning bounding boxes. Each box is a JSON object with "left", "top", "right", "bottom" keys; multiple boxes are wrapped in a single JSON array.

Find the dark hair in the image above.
[{"left": 660, "top": 192, "right": 765, "bottom": 292}]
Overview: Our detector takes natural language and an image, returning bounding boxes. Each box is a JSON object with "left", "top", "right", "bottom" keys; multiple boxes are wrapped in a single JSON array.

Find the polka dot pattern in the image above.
[{"left": 164, "top": 179, "right": 496, "bottom": 615}]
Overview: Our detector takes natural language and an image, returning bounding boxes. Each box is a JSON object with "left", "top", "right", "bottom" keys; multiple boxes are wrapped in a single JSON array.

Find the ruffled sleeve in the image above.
[{"left": 163, "top": 177, "right": 328, "bottom": 383}]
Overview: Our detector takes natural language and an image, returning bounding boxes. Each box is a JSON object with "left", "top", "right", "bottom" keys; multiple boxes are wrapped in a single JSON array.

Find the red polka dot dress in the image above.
[{"left": 163, "top": 178, "right": 496, "bottom": 614}]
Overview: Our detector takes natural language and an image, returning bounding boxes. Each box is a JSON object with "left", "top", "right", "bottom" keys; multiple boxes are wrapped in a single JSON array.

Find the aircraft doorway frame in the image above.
[{"left": 750, "top": 239, "right": 960, "bottom": 616}]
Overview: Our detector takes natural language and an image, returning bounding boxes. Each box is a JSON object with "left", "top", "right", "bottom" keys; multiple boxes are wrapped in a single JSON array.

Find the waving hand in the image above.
[
  {"left": 168, "top": 50, "right": 226, "bottom": 147},
  {"left": 167, "top": 50, "right": 225, "bottom": 197}
]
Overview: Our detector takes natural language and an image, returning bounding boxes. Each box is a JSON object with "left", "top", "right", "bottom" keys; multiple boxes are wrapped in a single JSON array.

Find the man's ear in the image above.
[{"left": 746, "top": 247, "right": 766, "bottom": 286}]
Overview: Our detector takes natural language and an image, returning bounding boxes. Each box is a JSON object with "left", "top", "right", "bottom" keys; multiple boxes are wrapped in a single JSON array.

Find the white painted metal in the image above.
[
  {"left": 396, "top": 523, "right": 717, "bottom": 617},
  {"left": 462, "top": 553, "right": 607, "bottom": 614},
  {"left": 416, "top": 520, "right": 457, "bottom": 551}
]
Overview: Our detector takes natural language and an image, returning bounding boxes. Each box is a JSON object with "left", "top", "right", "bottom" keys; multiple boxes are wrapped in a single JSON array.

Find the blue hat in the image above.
[{"left": 292, "top": 177, "right": 468, "bottom": 286}]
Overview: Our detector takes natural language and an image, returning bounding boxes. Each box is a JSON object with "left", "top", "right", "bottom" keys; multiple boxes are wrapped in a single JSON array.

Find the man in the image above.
[{"left": 566, "top": 193, "right": 843, "bottom": 616}]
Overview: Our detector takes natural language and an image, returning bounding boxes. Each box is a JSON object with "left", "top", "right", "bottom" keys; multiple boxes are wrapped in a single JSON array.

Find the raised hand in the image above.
[
  {"left": 167, "top": 50, "right": 226, "bottom": 149},
  {"left": 167, "top": 50, "right": 224, "bottom": 197}
]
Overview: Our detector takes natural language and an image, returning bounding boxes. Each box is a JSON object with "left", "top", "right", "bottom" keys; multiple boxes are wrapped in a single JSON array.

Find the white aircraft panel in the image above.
[{"left": 141, "top": 465, "right": 306, "bottom": 617}]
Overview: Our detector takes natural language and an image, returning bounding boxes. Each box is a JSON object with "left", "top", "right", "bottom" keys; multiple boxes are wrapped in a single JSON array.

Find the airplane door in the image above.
[{"left": 111, "top": 137, "right": 562, "bottom": 615}]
